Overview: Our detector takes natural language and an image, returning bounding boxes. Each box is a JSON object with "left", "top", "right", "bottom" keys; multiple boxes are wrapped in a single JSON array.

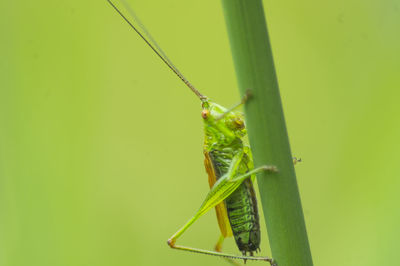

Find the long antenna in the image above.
[{"left": 107, "top": 0, "right": 207, "bottom": 101}]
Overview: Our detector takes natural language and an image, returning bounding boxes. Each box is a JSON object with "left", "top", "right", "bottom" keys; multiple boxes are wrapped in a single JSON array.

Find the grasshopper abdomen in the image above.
[{"left": 208, "top": 145, "right": 261, "bottom": 255}]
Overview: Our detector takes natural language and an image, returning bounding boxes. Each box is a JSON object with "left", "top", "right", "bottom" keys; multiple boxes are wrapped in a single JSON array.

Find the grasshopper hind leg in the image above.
[
  {"left": 214, "top": 235, "right": 276, "bottom": 266},
  {"left": 167, "top": 160, "right": 277, "bottom": 265}
]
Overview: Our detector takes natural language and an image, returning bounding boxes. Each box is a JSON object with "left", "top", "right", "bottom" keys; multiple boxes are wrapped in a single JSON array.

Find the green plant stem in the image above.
[{"left": 221, "top": 1, "right": 313, "bottom": 265}]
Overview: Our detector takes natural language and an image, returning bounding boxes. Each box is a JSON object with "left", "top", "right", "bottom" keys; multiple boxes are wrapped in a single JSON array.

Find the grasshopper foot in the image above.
[
  {"left": 270, "top": 258, "right": 278, "bottom": 266},
  {"left": 261, "top": 165, "right": 278, "bottom": 173},
  {"left": 293, "top": 157, "right": 302, "bottom": 165},
  {"left": 242, "top": 89, "right": 253, "bottom": 104}
]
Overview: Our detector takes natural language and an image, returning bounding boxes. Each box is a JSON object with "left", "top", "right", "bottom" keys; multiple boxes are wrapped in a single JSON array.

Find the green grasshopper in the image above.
[{"left": 108, "top": 1, "right": 278, "bottom": 265}]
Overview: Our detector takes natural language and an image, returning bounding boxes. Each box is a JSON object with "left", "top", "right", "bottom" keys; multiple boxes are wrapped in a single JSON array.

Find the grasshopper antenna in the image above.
[{"left": 107, "top": 0, "right": 207, "bottom": 101}]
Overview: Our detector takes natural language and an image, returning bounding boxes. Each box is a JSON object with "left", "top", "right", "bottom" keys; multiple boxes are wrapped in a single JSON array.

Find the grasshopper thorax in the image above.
[{"left": 201, "top": 100, "right": 246, "bottom": 147}]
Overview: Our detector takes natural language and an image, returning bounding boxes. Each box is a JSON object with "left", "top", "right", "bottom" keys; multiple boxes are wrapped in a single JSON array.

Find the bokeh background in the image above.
[{"left": 1, "top": 0, "right": 399, "bottom": 265}]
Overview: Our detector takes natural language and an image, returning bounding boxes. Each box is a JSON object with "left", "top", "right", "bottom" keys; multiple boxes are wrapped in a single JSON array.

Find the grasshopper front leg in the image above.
[{"left": 216, "top": 89, "right": 252, "bottom": 121}]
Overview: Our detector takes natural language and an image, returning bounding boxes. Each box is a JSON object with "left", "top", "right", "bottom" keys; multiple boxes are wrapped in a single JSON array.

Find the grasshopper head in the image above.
[{"left": 201, "top": 101, "right": 246, "bottom": 144}]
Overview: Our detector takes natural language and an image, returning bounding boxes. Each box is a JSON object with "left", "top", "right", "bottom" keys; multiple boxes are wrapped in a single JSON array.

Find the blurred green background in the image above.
[{"left": 1, "top": 0, "right": 399, "bottom": 265}]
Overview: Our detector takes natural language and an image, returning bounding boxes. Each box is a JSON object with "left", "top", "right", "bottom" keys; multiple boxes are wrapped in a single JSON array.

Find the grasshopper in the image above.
[{"left": 107, "top": 1, "right": 278, "bottom": 265}]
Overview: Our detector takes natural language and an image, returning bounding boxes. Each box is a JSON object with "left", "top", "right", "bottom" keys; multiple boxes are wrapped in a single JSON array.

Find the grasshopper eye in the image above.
[
  {"left": 234, "top": 119, "right": 244, "bottom": 129},
  {"left": 201, "top": 110, "right": 210, "bottom": 119}
]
